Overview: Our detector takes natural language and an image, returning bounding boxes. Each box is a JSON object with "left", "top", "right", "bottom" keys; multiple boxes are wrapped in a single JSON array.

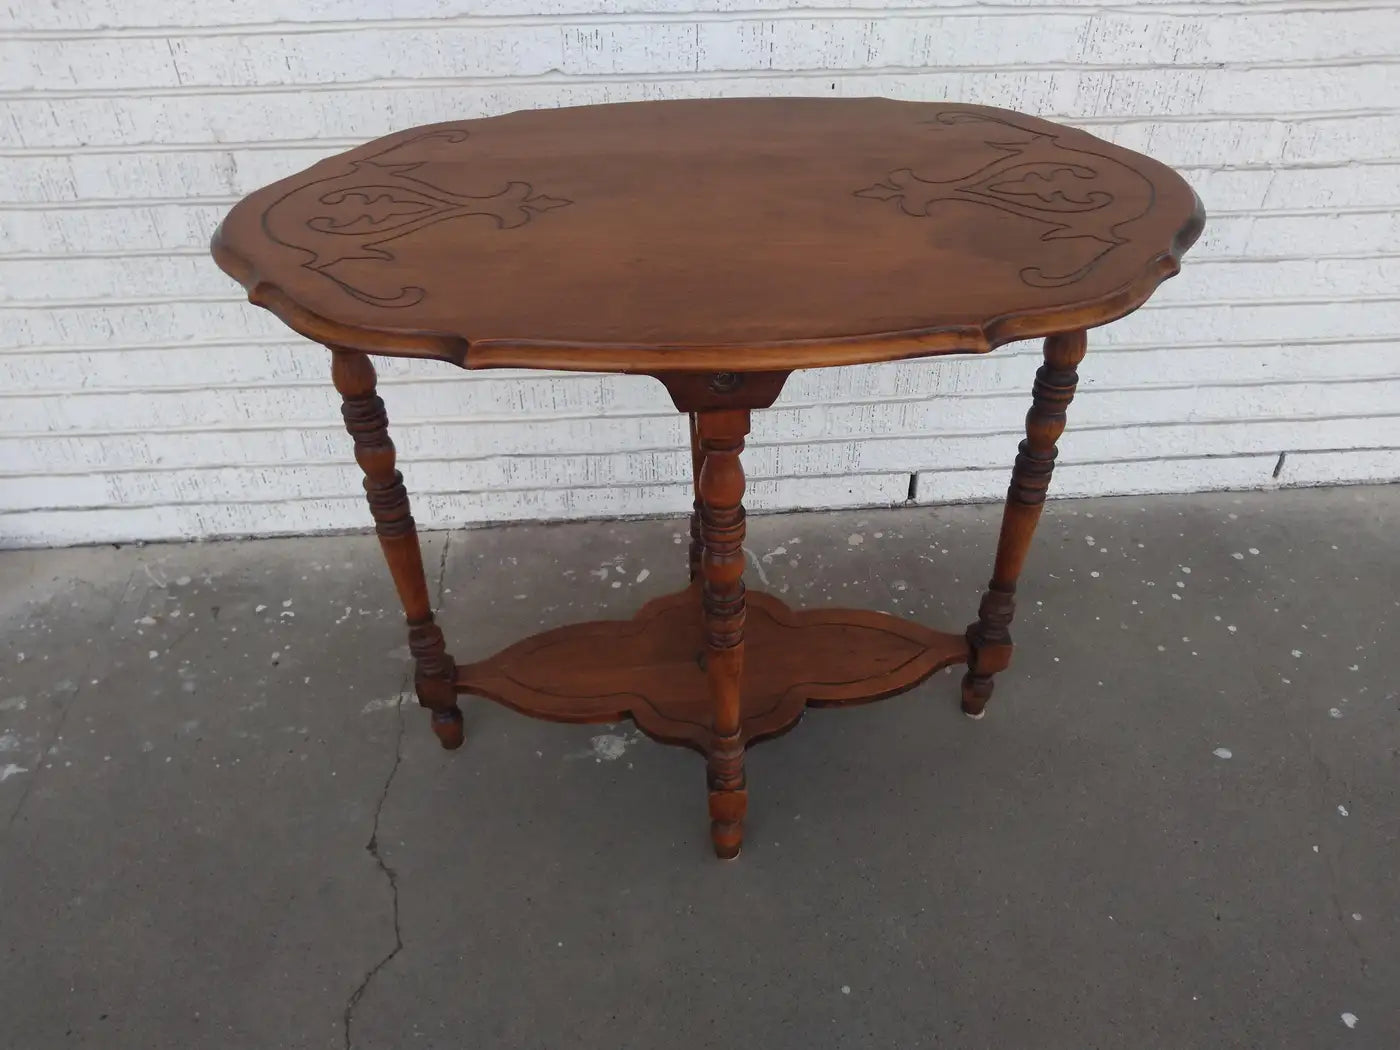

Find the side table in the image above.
[{"left": 211, "top": 98, "right": 1203, "bottom": 858}]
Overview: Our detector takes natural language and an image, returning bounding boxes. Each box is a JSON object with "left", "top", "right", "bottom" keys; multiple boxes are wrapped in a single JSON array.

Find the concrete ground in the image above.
[{"left": 0, "top": 487, "right": 1396, "bottom": 1050}]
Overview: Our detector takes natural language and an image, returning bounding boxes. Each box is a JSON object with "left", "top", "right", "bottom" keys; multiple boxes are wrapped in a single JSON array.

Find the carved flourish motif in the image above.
[
  {"left": 855, "top": 111, "right": 1155, "bottom": 287},
  {"left": 261, "top": 128, "right": 572, "bottom": 307}
]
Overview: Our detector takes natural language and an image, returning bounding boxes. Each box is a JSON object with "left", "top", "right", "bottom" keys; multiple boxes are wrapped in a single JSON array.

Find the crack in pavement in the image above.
[
  {"left": 343, "top": 532, "right": 452, "bottom": 1049},
  {"left": 435, "top": 530, "right": 452, "bottom": 614},
  {"left": 342, "top": 664, "right": 409, "bottom": 1050}
]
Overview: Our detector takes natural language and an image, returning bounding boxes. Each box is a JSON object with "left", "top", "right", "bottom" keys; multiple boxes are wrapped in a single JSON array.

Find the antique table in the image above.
[{"left": 211, "top": 97, "right": 1203, "bottom": 858}]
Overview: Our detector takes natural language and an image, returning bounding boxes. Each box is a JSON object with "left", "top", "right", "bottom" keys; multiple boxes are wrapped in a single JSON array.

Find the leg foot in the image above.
[
  {"left": 707, "top": 730, "right": 747, "bottom": 858},
  {"left": 962, "top": 590, "right": 1013, "bottom": 719},
  {"left": 960, "top": 671, "right": 992, "bottom": 718},
  {"left": 708, "top": 795, "right": 746, "bottom": 859},
  {"left": 430, "top": 706, "right": 465, "bottom": 749}
]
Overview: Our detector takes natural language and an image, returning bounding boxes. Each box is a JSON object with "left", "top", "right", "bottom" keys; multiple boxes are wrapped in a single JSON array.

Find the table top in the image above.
[{"left": 211, "top": 97, "right": 1203, "bottom": 373}]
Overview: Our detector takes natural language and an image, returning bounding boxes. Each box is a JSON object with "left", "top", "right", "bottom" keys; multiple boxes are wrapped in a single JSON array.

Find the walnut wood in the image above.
[
  {"left": 210, "top": 99, "right": 1205, "bottom": 858},
  {"left": 211, "top": 99, "right": 1203, "bottom": 372},
  {"left": 454, "top": 584, "right": 969, "bottom": 747},
  {"left": 330, "top": 349, "right": 464, "bottom": 748},
  {"left": 687, "top": 413, "right": 703, "bottom": 584},
  {"left": 695, "top": 409, "right": 751, "bottom": 858},
  {"left": 653, "top": 370, "right": 791, "bottom": 412},
  {"left": 962, "top": 330, "right": 1089, "bottom": 717}
]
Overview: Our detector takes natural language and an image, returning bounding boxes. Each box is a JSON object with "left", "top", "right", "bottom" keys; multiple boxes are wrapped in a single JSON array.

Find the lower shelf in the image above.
[{"left": 454, "top": 584, "right": 969, "bottom": 752}]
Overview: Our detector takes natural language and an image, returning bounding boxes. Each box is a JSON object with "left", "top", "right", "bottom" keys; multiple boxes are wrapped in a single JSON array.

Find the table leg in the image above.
[
  {"left": 962, "top": 330, "right": 1088, "bottom": 718},
  {"left": 696, "top": 408, "right": 750, "bottom": 858},
  {"left": 688, "top": 412, "right": 704, "bottom": 583},
  {"left": 330, "top": 349, "right": 464, "bottom": 749}
]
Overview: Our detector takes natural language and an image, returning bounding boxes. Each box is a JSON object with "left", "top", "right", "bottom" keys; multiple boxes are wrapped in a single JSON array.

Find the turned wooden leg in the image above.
[
  {"left": 331, "top": 349, "right": 464, "bottom": 749},
  {"left": 962, "top": 330, "right": 1088, "bottom": 718},
  {"left": 687, "top": 412, "right": 704, "bottom": 583},
  {"left": 697, "top": 408, "right": 750, "bottom": 858}
]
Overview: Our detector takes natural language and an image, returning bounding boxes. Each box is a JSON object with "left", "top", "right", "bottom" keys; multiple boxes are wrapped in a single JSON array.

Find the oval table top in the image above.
[{"left": 211, "top": 97, "right": 1203, "bottom": 373}]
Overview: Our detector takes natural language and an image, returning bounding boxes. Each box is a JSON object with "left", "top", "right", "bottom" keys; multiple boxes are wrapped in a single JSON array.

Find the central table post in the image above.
[{"left": 696, "top": 408, "right": 750, "bottom": 858}]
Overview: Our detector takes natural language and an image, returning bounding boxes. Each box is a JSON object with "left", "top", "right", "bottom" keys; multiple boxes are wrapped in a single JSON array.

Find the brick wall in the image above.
[{"left": 2, "top": 0, "right": 1397, "bottom": 545}]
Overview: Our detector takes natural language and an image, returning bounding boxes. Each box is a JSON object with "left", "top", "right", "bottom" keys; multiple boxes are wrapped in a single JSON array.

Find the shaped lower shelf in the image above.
[{"left": 454, "top": 584, "right": 969, "bottom": 752}]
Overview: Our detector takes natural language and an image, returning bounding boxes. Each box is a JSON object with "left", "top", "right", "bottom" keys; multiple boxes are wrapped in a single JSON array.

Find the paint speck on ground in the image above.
[
  {"left": 1337, "top": 805, "right": 1349, "bottom": 816},
  {"left": 254, "top": 604, "right": 267, "bottom": 613},
  {"left": 1213, "top": 748, "right": 1233, "bottom": 759},
  {"left": 0, "top": 696, "right": 28, "bottom": 712},
  {"left": 1341, "top": 1013, "right": 1358, "bottom": 1029},
  {"left": 589, "top": 733, "right": 633, "bottom": 761},
  {"left": 362, "top": 692, "right": 412, "bottom": 715},
  {"left": 1090, "top": 571, "right": 1100, "bottom": 578},
  {"left": 635, "top": 568, "right": 650, "bottom": 583},
  {"left": 175, "top": 575, "right": 191, "bottom": 586},
  {"left": 847, "top": 533, "right": 864, "bottom": 546},
  {"left": 1291, "top": 649, "right": 1303, "bottom": 658},
  {"left": 0, "top": 764, "right": 29, "bottom": 781},
  {"left": 148, "top": 650, "right": 158, "bottom": 660},
  {"left": 1227, "top": 625, "right": 1238, "bottom": 633},
  {"left": 1248, "top": 548, "right": 1260, "bottom": 555},
  {"left": 841, "top": 985, "right": 851, "bottom": 995}
]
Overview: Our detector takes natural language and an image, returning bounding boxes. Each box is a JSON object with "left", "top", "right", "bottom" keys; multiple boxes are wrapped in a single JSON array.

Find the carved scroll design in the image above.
[
  {"left": 260, "top": 127, "right": 572, "bottom": 308},
  {"left": 855, "top": 110, "right": 1156, "bottom": 287}
]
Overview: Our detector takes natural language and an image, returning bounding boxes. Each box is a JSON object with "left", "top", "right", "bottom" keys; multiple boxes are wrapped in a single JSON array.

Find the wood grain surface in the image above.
[
  {"left": 211, "top": 97, "right": 1203, "bottom": 371},
  {"left": 454, "top": 583, "right": 970, "bottom": 752}
]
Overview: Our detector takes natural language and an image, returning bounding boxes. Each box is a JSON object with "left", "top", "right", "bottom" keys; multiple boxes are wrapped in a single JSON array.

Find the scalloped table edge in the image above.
[{"left": 209, "top": 194, "right": 1203, "bottom": 373}]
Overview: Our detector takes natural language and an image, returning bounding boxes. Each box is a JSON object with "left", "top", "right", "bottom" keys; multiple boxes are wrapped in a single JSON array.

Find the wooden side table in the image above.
[{"left": 211, "top": 98, "right": 1203, "bottom": 858}]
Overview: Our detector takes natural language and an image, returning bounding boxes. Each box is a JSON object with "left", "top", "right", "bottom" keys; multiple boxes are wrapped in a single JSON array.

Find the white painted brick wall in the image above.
[{"left": 2, "top": 0, "right": 1398, "bottom": 547}]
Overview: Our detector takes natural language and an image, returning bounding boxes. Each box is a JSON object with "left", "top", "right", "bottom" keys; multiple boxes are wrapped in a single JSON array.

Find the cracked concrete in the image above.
[
  {"left": 1, "top": 488, "right": 1397, "bottom": 1049},
  {"left": 341, "top": 661, "right": 408, "bottom": 1050},
  {"left": 343, "top": 533, "right": 451, "bottom": 1049}
]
